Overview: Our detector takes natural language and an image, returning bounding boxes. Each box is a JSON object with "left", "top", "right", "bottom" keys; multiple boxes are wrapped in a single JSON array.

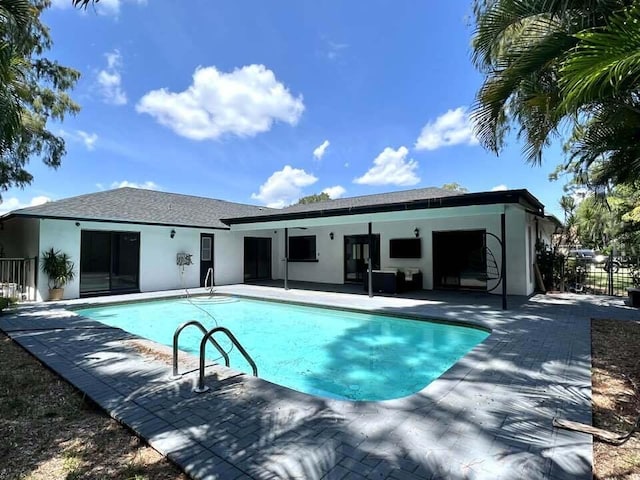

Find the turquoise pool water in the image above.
[{"left": 76, "top": 297, "right": 489, "bottom": 401}]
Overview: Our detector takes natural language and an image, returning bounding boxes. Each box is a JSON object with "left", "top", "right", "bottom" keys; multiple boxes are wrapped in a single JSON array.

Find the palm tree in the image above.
[
  {"left": 0, "top": 0, "right": 32, "bottom": 153},
  {"left": 471, "top": 0, "right": 639, "bottom": 186},
  {"left": 72, "top": 0, "right": 97, "bottom": 8},
  {"left": 560, "top": 5, "right": 640, "bottom": 186},
  {"left": 0, "top": 0, "right": 80, "bottom": 193}
]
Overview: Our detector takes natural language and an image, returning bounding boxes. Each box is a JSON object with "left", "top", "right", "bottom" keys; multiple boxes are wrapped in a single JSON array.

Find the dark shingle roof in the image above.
[
  {"left": 277, "top": 187, "right": 462, "bottom": 214},
  {"left": 222, "top": 187, "right": 545, "bottom": 225},
  {"left": 5, "top": 187, "right": 272, "bottom": 229}
]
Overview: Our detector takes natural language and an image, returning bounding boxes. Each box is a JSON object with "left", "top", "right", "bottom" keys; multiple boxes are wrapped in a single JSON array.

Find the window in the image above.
[
  {"left": 288, "top": 235, "right": 317, "bottom": 261},
  {"left": 201, "top": 236, "right": 212, "bottom": 261}
]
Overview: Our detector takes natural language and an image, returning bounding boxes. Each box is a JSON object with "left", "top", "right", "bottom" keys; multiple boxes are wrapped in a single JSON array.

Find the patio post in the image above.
[
  {"left": 284, "top": 227, "right": 289, "bottom": 290},
  {"left": 368, "top": 222, "right": 373, "bottom": 298},
  {"left": 501, "top": 213, "right": 507, "bottom": 310}
]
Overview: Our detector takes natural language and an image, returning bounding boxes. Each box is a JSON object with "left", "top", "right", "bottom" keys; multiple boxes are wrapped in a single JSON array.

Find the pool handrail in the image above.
[
  {"left": 172, "top": 320, "right": 229, "bottom": 378},
  {"left": 194, "top": 326, "right": 258, "bottom": 393},
  {"left": 204, "top": 267, "right": 214, "bottom": 293}
]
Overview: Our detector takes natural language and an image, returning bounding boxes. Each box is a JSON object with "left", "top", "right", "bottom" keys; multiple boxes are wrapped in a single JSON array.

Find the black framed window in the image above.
[{"left": 288, "top": 235, "right": 317, "bottom": 262}]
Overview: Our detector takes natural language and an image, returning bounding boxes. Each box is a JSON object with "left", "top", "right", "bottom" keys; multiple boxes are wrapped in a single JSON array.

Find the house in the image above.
[{"left": 0, "top": 186, "right": 556, "bottom": 301}]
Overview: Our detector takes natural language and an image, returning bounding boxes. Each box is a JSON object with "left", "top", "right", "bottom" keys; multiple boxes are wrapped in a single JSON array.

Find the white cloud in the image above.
[
  {"left": 251, "top": 166, "right": 317, "bottom": 208},
  {"left": 108, "top": 180, "right": 159, "bottom": 190},
  {"left": 77, "top": 131, "right": 98, "bottom": 150},
  {"left": 415, "top": 107, "right": 479, "bottom": 151},
  {"left": 491, "top": 184, "right": 508, "bottom": 191},
  {"left": 313, "top": 140, "right": 330, "bottom": 161},
  {"left": 137, "top": 64, "right": 304, "bottom": 141},
  {"left": 60, "top": 129, "right": 98, "bottom": 150},
  {"left": 96, "top": 50, "right": 127, "bottom": 105},
  {"left": 354, "top": 146, "right": 420, "bottom": 186},
  {"left": 326, "top": 40, "right": 349, "bottom": 61},
  {"left": 322, "top": 185, "right": 346, "bottom": 199},
  {"left": 51, "top": 0, "right": 145, "bottom": 16},
  {"left": 0, "top": 196, "right": 51, "bottom": 215}
]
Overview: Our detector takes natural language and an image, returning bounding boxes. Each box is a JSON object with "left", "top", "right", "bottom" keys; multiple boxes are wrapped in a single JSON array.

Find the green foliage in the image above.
[
  {"left": 40, "top": 247, "right": 75, "bottom": 289},
  {"left": 71, "top": 0, "right": 95, "bottom": 8},
  {"left": 0, "top": 0, "right": 80, "bottom": 196},
  {"left": 560, "top": 5, "right": 640, "bottom": 111},
  {"left": 0, "top": 296, "right": 17, "bottom": 312},
  {"left": 567, "top": 182, "right": 640, "bottom": 253},
  {"left": 441, "top": 182, "right": 469, "bottom": 193},
  {"left": 535, "top": 239, "right": 564, "bottom": 291},
  {"left": 471, "top": 0, "right": 640, "bottom": 187},
  {"left": 296, "top": 192, "right": 331, "bottom": 205}
]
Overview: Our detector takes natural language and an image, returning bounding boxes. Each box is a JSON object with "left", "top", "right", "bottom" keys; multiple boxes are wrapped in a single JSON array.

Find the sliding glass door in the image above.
[
  {"left": 80, "top": 230, "right": 140, "bottom": 296},
  {"left": 244, "top": 237, "right": 272, "bottom": 281},
  {"left": 344, "top": 234, "right": 380, "bottom": 283}
]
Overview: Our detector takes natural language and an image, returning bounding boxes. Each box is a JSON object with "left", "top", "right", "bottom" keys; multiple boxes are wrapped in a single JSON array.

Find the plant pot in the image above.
[{"left": 48, "top": 288, "right": 64, "bottom": 301}]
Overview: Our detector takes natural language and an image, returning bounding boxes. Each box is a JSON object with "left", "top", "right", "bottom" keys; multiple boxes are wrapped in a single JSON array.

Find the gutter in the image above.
[
  {"left": 222, "top": 189, "right": 545, "bottom": 226},
  {"left": 1, "top": 213, "right": 230, "bottom": 231}
]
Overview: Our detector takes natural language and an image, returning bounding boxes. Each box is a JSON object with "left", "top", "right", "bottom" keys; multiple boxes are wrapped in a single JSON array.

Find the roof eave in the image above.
[
  {"left": 222, "top": 189, "right": 545, "bottom": 226},
  {"left": 2, "top": 212, "right": 230, "bottom": 230}
]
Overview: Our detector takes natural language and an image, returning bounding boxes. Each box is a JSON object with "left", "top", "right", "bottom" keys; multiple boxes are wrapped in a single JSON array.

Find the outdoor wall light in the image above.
[
  {"left": 170, "top": 229, "right": 176, "bottom": 239},
  {"left": 329, "top": 232, "right": 334, "bottom": 240},
  {"left": 414, "top": 227, "right": 420, "bottom": 238}
]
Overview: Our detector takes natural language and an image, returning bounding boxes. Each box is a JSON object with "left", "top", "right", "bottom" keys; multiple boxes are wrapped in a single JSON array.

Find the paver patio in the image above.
[{"left": 2, "top": 286, "right": 638, "bottom": 479}]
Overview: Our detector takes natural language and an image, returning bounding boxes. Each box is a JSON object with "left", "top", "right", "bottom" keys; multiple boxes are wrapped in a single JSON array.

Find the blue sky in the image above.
[{"left": 3, "top": 0, "right": 568, "bottom": 217}]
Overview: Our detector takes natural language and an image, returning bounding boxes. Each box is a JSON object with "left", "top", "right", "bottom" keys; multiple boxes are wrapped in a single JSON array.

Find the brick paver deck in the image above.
[{"left": 2, "top": 287, "right": 638, "bottom": 479}]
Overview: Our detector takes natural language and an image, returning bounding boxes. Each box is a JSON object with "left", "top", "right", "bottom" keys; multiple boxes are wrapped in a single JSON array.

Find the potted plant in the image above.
[
  {"left": 0, "top": 296, "right": 16, "bottom": 314},
  {"left": 40, "top": 248, "right": 76, "bottom": 301}
]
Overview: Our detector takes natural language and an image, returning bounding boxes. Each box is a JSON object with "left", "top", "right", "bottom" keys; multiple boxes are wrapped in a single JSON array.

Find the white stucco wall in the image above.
[
  {"left": 263, "top": 204, "right": 537, "bottom": 296},
  {"left": 214, "top": 230, "right": 280, "bottom": 285},
  {"left": 22, "top": 202, "right": 540, "bottom": 300},
  {"left": 35, "top": 219, "right": 279, "bottom": 301}
]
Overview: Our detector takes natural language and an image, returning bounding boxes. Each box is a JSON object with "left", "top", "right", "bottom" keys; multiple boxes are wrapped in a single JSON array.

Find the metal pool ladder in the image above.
[
  {"left": 194, "top": 326, "right": 258, "bottom": 393},
  {"left": 204, "top": 267, "right": 214, "bottom": 294},
  {"left": 172, "top": 320, "right": 230, "bottom": 378}
]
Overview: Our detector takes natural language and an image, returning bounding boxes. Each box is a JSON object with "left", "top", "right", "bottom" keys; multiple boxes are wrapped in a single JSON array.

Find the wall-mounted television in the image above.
[{"left": 389, "top": 238, "right": 422, "bottom": 259}]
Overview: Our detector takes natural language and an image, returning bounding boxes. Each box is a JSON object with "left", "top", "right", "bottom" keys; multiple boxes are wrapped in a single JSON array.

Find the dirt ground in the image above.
[
  {"left": 0, "top": 332, "right": 187, "bottom": 480},
  {"left": 592, "top": 318, "right": 640, "bottom": 479}
]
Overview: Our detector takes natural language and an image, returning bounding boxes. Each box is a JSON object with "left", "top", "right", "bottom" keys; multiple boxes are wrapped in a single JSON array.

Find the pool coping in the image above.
[{"left": 3, "top": 286, "right": 636, "bottom": 479}]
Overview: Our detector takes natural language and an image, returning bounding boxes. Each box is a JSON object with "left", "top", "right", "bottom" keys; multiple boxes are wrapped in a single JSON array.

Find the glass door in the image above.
[
  {"left": 200, "top": 234, "right": 214, "bottom": 286},
  {"left": 244, "top": 237, "right": 272, "bottom": 281},
  {"left": 80, "top": 231, "right": 140, "bottom": 296},
  {"left": 433, "top": 230, "right": 487, "bottom": 290},
  {"left": 344, "top": 234, "right": 380, "bottom": 283}
]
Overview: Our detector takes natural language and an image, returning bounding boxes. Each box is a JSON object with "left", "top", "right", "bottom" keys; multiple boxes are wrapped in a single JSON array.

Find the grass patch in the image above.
[
  {"left": 592, "top": 318, "right": 640, "bottom": 479},
  {"left": 0, "top": 332, "right": 187, "bottom": 480}
]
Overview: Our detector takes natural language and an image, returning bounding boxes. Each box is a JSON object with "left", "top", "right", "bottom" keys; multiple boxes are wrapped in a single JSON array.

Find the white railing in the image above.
[{"left": 0, "top": 257, "right": 37, "bottom": 301}]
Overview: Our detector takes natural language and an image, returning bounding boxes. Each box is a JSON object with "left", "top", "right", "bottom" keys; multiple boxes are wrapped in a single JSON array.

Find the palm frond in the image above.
[{"left": 561, "top": 5, "right": 640, "bottom": 111}]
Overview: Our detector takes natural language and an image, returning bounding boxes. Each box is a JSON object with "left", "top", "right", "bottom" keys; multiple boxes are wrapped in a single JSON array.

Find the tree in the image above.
[
  {"left": 441, "top": 183, "right": 468, "bottom": 193},
  {"left": 566, "top": 183, "right": 640, "bottom": 253},
  {"left": 296, "top": 192, "right": 331, "bottom": 205},
  {"left": 471, "top": 0, "right": 640, "bottom": 187},
  {"left": 71, "top": 0, "right": 95, "bottom": 7},
  {"left": 0, "top": 0, "right": 80, "bottom": 196}
]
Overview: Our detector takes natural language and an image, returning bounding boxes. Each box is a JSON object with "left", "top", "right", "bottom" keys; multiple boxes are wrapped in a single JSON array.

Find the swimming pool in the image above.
[{"left": 76, "top": 296, "right": 489, "bottom": 401}]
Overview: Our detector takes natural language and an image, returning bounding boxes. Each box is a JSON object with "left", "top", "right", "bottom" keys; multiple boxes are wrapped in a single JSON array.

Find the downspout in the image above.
[
  {"left": 368, "top": 222, "right": 373, "bottom": 298},
  {"left": 284, "top": 227, "right": 289, "bottom": 291},
  {"left": 501, "top": 212, "right": 507, "bottom": 310}
]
